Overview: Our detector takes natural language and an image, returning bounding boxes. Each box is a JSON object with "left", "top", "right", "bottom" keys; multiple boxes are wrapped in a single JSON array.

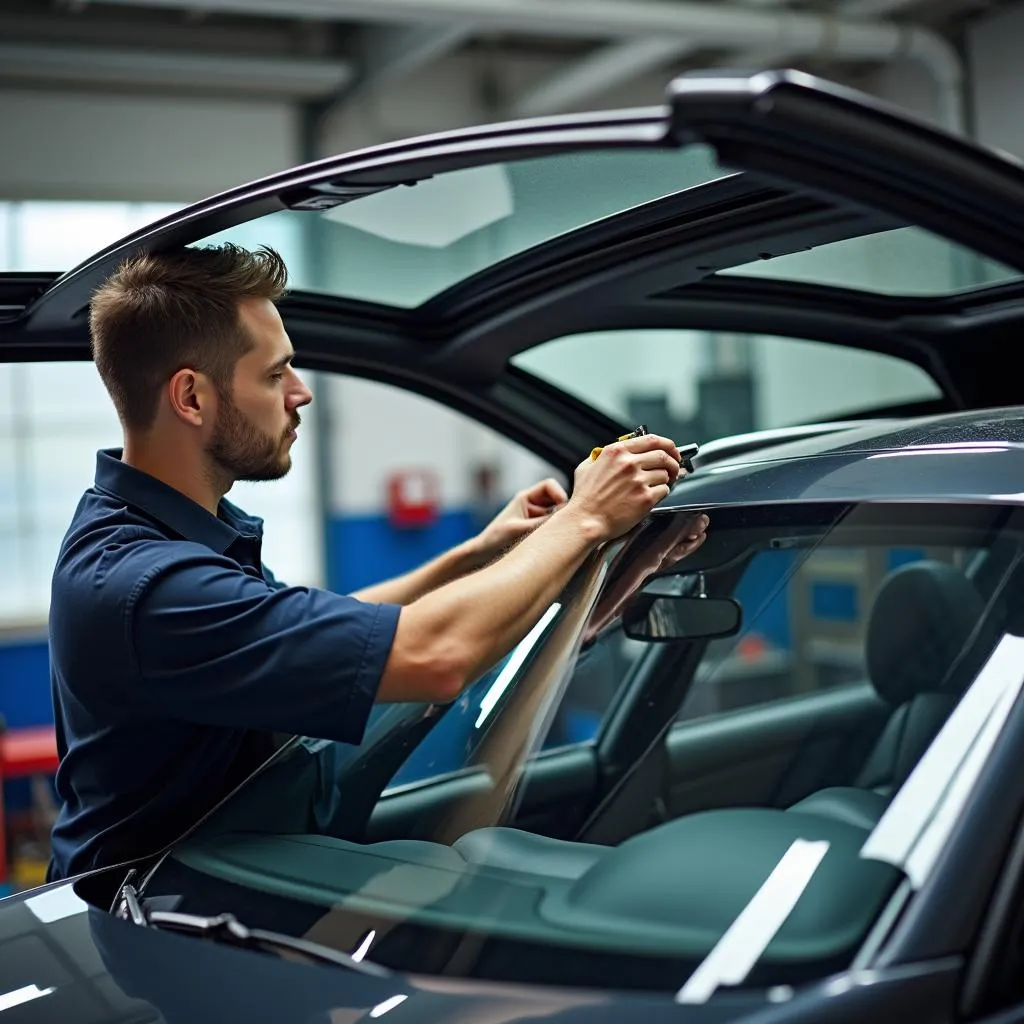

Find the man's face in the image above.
[{"left": 206, "top": 297, "right": 313, "bottom": 483}]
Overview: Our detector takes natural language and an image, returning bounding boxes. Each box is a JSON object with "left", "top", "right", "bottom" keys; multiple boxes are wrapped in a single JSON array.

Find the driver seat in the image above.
[{"left": 788, "top": 559, "right": 986, "bottom": 831}]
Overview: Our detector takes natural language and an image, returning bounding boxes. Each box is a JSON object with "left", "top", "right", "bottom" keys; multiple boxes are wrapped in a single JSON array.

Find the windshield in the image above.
[{"left": 140, "top": 501, "right": 1024, "bottom": 997}]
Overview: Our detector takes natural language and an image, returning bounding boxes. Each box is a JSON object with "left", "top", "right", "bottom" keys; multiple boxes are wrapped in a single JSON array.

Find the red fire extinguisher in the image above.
[{"left": 386, "top": 469, "right": 440, "bottom": 528}]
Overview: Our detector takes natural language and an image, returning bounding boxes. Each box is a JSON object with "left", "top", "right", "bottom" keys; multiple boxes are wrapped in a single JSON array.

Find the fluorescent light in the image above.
[
  {"left": 475, "top": 603, "right": 561, "bottom": 728},
  {"left": 676, "top": 839, "right": 830, "bottom": 1004},
  {"left": 351, "top": 929, "right": 376, "bottom": 962},
  {"left": 868, "top": 444, "right": 1009, "bottom": 459},
  {"left": 0, "top": 43, "right": 353, "bottom": 99},
  {"left": 369, "top": 994, "right": 408, "bottom": 1018},
  {"left": 24, "top": 886, "right": 88, "bottom": 923},
  {"left": 0, "top": 985, "right": 56, "bottom": 1013}
]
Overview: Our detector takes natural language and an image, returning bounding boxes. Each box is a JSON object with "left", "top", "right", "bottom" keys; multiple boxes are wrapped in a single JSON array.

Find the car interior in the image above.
[{"left": 131, "top": 500, "right": 1024, "bottom": 992}]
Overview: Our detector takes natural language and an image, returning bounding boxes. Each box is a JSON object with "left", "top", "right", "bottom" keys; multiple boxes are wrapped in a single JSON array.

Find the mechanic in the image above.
[{"left": 45, "top": 243, "right": 693, "bottom": 882}]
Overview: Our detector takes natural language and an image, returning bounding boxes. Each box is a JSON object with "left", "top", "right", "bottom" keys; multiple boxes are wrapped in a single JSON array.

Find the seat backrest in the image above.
[{"left": 855, "top": 560, "right": 985, "bottom": 794}]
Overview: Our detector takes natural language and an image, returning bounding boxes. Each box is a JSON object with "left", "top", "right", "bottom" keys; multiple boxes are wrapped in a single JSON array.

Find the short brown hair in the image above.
[{"left": 90, "top": 243, "right": 288, "bottom": 431}]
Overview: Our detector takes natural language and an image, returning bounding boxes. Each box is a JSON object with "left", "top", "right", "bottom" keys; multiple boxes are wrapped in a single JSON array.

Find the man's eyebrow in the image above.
[{"left": 268, "top": 353, "right": 294, "bottom": 372}]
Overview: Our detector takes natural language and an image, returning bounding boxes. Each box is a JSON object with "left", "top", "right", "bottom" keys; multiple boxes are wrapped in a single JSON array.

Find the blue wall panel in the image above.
[
  {"left": 327, "top": 509, "right": 476, "bottom": 594},
  {"left": 0, "top": 637, "right": 51, "bottom": 729},
  {"left": 0, "top": 636, "right": 51, "bottom": 814}
]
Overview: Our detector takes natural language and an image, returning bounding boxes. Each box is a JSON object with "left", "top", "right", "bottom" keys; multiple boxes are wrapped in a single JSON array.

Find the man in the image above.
[{"left": 47, "top": 243, "right": 694, "bottom": 881}]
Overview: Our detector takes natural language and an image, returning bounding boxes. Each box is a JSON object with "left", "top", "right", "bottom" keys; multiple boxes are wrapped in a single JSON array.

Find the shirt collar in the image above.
[{"left": 94, "top": 449, "right": 263, "bottom": 556}]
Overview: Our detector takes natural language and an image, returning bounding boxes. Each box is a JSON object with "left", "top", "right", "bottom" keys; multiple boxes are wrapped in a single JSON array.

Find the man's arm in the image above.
[
  {"left": 376, "top": 434, "right": 683, "bottom": 703},
  {"left": 351, "top": 478, "right": 568, "bottom": 606}
]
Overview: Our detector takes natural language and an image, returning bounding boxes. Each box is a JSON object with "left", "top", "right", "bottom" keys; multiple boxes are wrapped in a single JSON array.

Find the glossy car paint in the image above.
[
  {"left": 0, "top": 876, "right": 964, "bottom": 1024},
  {"left": 666, "top": 408, "right": 1024, "bottom": 511}
]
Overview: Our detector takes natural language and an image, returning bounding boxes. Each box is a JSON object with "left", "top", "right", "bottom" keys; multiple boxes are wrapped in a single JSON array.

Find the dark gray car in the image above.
[{"left": 5, "top": 68, "right": 1024, "bottom": 1024}]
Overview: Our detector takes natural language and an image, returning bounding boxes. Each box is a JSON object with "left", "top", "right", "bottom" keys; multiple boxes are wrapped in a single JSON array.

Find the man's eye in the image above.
[{"left": 269, "top": 372, "right": 285, "bottom": 382}]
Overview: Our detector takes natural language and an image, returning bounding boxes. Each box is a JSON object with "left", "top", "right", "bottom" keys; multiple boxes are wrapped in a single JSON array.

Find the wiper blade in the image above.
[{"left": 117, "top": 883, "right": 390, "bottom": 978}]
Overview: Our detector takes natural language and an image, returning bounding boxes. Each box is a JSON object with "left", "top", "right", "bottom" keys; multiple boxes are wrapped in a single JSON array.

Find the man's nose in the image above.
[{"left": 289, "top": 373, "right": 314, "bottom": 409}]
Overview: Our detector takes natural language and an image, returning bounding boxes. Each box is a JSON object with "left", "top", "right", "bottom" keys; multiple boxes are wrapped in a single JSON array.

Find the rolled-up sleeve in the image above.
[{"left": 126, "top": 547, "right": 400, "bottom": 744}]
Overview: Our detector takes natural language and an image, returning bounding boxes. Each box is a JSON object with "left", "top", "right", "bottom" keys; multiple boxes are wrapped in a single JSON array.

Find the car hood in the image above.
[{"left": 0, "top": 877, "right": 774, "bottom": 1024}]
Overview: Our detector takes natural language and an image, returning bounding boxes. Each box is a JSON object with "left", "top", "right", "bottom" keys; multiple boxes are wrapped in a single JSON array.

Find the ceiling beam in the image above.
[
  {"left": 0, "top": 42, "right": 353, "bottom": 98},
  {"left": 512, "top": 37, "right": 699, "bottom": 117},
  {"left": 92, "top": 0, "right": 963, "bottom": 130},
  {"left": 508, "top": 0, "right": 962, "bottom": 125},
  {"left": 83, "top": 0, "right": 918, "bottom": 48}
]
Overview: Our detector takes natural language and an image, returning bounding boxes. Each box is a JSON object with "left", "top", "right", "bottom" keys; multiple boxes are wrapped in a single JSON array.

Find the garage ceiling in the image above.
[{"left": 0, "top": 0, "right": 1014, "bottom": 129}]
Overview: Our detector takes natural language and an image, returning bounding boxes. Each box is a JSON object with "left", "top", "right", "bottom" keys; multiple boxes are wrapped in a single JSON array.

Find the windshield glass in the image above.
[
  {"left": 142, "top": 501, "right": 1024, "bottom": 997},
  {"left": 197, "top": 144, "right": 725, "bottom": 308}
]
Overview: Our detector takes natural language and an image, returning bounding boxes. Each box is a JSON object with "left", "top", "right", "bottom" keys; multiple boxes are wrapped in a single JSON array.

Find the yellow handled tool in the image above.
[
  {"left": 590, "top": 425, "right": 699, "bottom": 473},
  {"left": 590, "top": 425, "right": 649, "bottom": 461}
]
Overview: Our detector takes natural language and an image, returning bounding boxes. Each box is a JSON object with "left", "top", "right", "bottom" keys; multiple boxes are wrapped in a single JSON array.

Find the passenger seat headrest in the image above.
[{"left": 866, "top": 560, "right": 984, "bottom": 707}]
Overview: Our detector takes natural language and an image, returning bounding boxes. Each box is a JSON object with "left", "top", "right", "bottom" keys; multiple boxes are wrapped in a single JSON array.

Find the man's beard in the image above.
[{"left": 207, "top": 393, "right": 296, "bottom": 483}]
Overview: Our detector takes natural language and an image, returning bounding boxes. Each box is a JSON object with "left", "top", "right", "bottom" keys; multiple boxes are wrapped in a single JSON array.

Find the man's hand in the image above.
[
  {"left": 564, "top": 433, "right": 684, "bottom": 543},
  {"left": 473, "top": 477, "right": 569, "bottom": 562}
]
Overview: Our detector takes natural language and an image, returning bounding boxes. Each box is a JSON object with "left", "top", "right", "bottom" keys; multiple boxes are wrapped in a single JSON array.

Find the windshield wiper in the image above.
[{"left": 118, "top": 882, "right": 391, "bottom": 978}]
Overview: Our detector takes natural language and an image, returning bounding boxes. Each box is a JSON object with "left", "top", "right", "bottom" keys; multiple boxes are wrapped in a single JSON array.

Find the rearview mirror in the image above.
[{"left": 622, "top": 594, "right": 742, "bottom": 642}]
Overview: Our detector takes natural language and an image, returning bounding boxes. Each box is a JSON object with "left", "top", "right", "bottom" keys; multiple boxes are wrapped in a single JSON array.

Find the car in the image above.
[{"left": 4, "top": 67, "right": 1024, "bottom": 1023}]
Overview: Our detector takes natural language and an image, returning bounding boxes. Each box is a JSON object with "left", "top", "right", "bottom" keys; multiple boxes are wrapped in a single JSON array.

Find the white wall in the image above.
[
  {"left": 325, "top": 376, "right": 557, "bottom": 517},
  {"left": 968, "top": 2, "right": 1024, "bottom": 157},
  {"left": 858, "top": 59, "right": 941, "bottom": 126},
  {"left": 0, "top": 89, "right": 300, "bottom": 202},
  {"left": 319, "top": 51, "right": 675, "bottom": 156}
]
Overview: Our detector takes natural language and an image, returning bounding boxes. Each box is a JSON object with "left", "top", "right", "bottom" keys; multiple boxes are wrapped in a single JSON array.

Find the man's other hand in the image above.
[{"left": 474, "top": 477, "right": 569, "bottom": 561}]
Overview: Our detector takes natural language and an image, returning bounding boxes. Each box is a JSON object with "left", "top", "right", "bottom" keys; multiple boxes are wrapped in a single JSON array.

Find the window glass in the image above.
[
  {"left": 676, "top": 543, "right": 975, "bottom": 723},
  {"left": 513, "top": 329, "right": 941, "bottom": 439},
  {"left": 145, "top": 501, "right": 1022, "bottom": 998},
  {"left": 197, "top": 145, "right": 725, "bottom": 307},
  {"left": 718, "top": 226, "right": 1019, "bottom": 295}
]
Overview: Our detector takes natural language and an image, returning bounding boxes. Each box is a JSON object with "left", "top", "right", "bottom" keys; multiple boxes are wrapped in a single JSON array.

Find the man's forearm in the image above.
[
  {"left": 378, "top": 506, "right": 605, "bottom": 702},
  {"left": 350, "top": 536, "right": 490, "bottom": 606}
]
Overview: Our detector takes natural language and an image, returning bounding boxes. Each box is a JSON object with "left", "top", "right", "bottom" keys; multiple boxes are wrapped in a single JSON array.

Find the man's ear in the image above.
[{"left": 167, "top": 368, "right": 214, "bottom": 427}]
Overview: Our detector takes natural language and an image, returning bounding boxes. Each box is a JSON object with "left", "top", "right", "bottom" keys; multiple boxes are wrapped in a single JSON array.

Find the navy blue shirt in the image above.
[{"left": 47, "top": 450, "right": 400, "bottom": 880}]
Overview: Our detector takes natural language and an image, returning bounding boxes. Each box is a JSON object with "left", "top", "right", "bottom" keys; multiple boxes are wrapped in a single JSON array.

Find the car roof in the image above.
[
  {"left": 6, "top": 69, "right": 1024, "bottom": 474},
  {"left": 664, "top": 406, "right": 1024, "bottom": 510}
]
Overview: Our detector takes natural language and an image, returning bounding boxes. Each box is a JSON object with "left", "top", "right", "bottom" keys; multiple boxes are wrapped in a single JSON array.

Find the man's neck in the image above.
[{"left": 122, "top": 435, "right": 229, "bottom": 517}]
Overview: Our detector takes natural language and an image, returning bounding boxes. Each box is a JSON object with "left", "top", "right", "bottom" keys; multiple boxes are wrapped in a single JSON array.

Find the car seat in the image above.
[{"left": 788, "top": 559, "right": 986, "bottom": 831}]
